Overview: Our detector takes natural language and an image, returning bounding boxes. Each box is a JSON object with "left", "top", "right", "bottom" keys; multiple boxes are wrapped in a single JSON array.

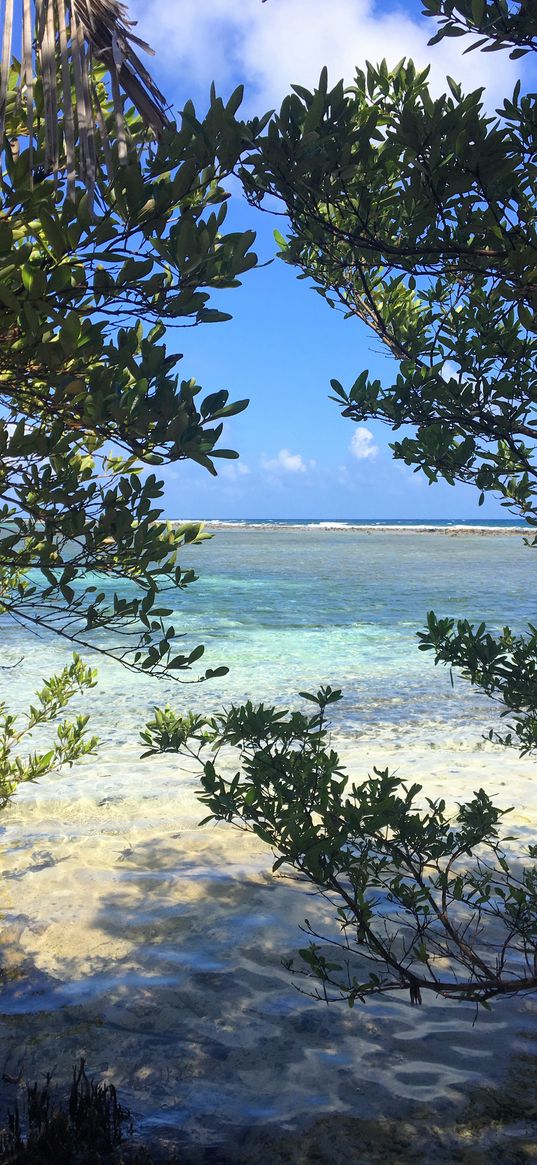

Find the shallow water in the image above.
[{"left": 1, "top": 528, "right": 536, "bottom": 1157}]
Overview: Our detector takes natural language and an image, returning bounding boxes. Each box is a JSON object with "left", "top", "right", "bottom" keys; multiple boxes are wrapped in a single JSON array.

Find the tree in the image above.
[
  {"left": 0, "top": 51, "right": 268, "bottom": 808},
  {"left": 0, "top": 12, "right": 256, "bottom": 825},
  {"left": 145, "top": 4, "right": 537, "bottom": 1005},
  {"left": 237, "top": 2, "right": 537, "bottom": 747},
  {"left": 243, "top": 58, "right": 535, "bottom": 507}
]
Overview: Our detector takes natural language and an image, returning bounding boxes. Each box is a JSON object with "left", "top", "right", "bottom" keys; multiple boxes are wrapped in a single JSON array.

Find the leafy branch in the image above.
[
  {"left": 142, "top": 688, "right": 537, "bottom": 1007},
  {"left": 0, "top": 654, "right": 98, "bottom": 807}
]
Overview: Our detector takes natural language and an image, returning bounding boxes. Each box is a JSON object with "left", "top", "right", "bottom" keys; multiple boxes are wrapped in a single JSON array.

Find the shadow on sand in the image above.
[{"left": 2, "top": 832, "right": 537, "bottom": 1163}]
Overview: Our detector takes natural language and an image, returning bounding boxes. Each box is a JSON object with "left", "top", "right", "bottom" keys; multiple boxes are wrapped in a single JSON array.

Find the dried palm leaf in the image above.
[
  {"left": 56, "top": 0, "right": 76, "bottom": 196},
  {"left": 0, "top": 0, "right": 170, "bottom": 194},
  {"left": 22, "top": 0, "right": 34, "bottom": 175},
  {"left": 0, "top": 0, "right": 14, "bottom": 151}
]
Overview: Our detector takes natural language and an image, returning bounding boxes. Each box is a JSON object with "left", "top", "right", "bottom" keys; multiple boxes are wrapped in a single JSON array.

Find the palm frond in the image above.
[{"left": 0, "top": 0, "right": 170, "bottom": 195}]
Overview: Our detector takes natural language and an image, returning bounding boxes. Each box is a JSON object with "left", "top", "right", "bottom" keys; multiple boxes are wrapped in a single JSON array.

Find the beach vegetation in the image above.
[
  {"left": 243, "top": 22, "right": 536, "bottom": 515},
  {"left": 0, "top": 654, "right": 98, "bottom": 808}
]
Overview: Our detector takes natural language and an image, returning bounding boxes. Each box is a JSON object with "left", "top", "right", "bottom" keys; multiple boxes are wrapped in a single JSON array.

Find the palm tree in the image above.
[{"left": 0, "top": 0, "right": 170, "bottom": 195}]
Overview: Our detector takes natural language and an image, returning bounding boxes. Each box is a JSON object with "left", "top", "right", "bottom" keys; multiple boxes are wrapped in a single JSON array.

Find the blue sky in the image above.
[{"left": 129, "top": 0, "right": 530, "bottom": 520}]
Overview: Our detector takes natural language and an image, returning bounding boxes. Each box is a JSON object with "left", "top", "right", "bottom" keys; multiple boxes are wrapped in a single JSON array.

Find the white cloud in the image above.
[
  {"left": 220, "top": 461, "right": 251, "bottom": 479},
  {"left": 261, "top": 447, "right": 313, "bottom": 473},
  {"left": 132, "top": 0, "right": 519, "bottom": 114},
  {"left": 350, "top": 427, "right": 378, "bottom": 461}
]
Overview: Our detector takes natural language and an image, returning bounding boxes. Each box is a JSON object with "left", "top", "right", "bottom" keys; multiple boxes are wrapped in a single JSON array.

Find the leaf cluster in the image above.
[
  {"left": 242, "top": 59, "right": 536, "bottom": 513},
  {"left": 0, "top": 654, "right": 98, "bottom": 807},
  {"left": 423, "top": 0, "right": 537, "bottom": 58},
  {"left": 145, "top": 687, "right": 537, "bottom": 1006},
  {"left": 419, "top": 611, "right": 537, "bottom": 753}
]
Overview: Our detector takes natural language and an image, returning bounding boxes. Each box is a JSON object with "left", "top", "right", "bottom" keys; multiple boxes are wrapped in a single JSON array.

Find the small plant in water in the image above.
[{"left": 0, "top": 1058, "right": 133, "bottom": 1163}]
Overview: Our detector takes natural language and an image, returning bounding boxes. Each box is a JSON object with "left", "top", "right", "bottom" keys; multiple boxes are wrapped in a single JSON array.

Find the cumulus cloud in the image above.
[
  {"left": 261, "top": 447, "right": 313, "bottom": 473},
  {"left": 132, "top": 0, "right": 518, "bottom": 113},
  {"left": 350, "top": 427, "right": 378, "bottom": 461}
]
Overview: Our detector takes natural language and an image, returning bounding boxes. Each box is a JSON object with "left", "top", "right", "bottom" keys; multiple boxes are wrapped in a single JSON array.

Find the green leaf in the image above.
[
  {"left": 471, "top": 0, "right": 485, "bottom": 25},
  {"left": 0, "top": 221, "right": 14, "bottom": 251}
]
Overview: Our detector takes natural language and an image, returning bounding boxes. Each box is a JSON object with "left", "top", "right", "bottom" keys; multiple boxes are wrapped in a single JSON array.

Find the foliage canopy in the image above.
[
  {"left": 0, "top": 54, "right": 265, "bottom": 803},
  {"left": 242, "top": 62, "right": 536, "bottom": 515},
  {"left": 0, "top": 67, "right": 266, "bottom": 679}
]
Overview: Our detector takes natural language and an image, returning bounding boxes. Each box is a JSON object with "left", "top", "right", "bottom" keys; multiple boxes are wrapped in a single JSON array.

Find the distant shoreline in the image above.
[{"left": 168, "top": 520, "right": 529, "bottom": 536}]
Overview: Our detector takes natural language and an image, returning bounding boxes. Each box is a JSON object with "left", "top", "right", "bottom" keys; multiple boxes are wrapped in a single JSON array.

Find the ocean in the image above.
[{"left": 0, "top": 523, "right": 536, "bottom": 1159}]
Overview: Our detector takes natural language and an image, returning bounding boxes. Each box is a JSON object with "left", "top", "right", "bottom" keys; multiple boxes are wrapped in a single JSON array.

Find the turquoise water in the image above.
[
  {"left": 2, "top": 526, "right": 532, "bottom": 742},
  {"left": 1, "top": 527, "right": 536, "bottom": 1157}
]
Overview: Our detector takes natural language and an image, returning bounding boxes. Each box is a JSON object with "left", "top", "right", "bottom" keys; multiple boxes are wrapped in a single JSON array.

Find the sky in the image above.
[{"left": 127, "top": 0, "right": 530, "bottom": 521}]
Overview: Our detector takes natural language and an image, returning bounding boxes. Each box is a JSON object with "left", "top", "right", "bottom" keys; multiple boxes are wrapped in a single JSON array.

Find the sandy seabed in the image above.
[{"left": 1, "top": 732, "right": 537, "bottom": 1163}]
